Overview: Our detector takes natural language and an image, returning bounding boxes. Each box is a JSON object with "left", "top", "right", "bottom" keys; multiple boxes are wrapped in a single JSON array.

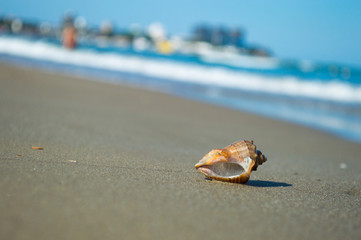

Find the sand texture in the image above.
[{"left": 0, "top": 63, "right": 360, "bottom": 240}]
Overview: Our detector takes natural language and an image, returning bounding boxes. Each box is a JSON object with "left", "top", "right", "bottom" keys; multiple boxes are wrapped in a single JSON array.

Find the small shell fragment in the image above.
[
  {"left": 31, "top": 146, "right": 43, "bottom": 150},
  {"left": 339, "top": 163, "right": 347, "bottom": 169},
  {"left": 67, "top": 160, "right": 77, "bottom": 163},
  {"left": 195, "top": 140, "right": 267, "bottom": 184}
]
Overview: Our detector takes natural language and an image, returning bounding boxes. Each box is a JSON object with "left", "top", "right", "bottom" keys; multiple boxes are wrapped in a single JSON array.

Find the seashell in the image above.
[{"left": 195, "top": 140, "right": 267, "bottom": 183}]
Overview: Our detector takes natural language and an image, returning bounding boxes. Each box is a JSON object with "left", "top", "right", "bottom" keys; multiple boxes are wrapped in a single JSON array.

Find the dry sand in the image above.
[{"left": 0, "top": 62, "right": 360, "bottom": 240}]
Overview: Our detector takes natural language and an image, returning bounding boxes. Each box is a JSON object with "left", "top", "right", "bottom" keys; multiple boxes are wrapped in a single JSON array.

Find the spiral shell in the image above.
[{"left": 195, "top": 140, "right": 267, "bottom": 183}]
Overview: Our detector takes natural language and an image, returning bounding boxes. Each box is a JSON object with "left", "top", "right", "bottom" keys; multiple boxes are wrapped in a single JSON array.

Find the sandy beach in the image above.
[{"left": 0, "top": 62, "right": 360, "bottom": 240}]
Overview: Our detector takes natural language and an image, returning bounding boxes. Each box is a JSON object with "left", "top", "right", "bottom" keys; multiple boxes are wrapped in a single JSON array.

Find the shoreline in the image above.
[{"left": 0, "top": 62, "right": 360, "bottom": 240}]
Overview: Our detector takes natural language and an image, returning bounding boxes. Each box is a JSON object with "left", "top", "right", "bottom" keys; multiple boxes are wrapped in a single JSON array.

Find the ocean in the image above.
[{"left": 1, "top": 35, "right": 361, "bottom": 143}]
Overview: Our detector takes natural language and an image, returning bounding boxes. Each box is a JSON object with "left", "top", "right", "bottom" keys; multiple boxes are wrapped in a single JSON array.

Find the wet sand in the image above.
[{"left": 0, "top": 62, "right": 360, "bottom": 240}]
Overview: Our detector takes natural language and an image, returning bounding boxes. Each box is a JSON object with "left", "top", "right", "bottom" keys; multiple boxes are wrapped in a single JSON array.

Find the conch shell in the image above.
[{"left": 195, "top": 140, "right": 267, "bottom": 183}]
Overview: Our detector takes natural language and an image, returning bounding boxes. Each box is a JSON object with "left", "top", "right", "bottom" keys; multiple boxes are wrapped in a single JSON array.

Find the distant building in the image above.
[{"left": 193, "top": 24, "right": 245, "bottom": 48}]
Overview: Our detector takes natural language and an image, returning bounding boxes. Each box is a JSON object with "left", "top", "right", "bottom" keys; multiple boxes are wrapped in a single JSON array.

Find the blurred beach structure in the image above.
[
  {"left": 1, "top": 12, "right": 361, "bottom": 142},
  {"left": 0, "top": 12, "right": 271, "bottom": 56}
]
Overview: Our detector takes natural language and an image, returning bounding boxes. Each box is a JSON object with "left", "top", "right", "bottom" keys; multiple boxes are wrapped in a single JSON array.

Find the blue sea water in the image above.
[{"left": 1, "top": 35, "right": 361, "bottom": 143}]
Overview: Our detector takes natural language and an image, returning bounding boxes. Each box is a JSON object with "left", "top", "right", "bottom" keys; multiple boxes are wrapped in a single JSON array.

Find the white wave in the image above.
[
  {"left": 1, "top": 36, "right": 361, "bottom": 104},
  {"left": 199, "top": 49, "right": 279, "bottom": 70}
]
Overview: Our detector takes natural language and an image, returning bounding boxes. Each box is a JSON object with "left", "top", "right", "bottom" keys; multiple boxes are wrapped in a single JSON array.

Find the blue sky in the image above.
[{"left": 2, "top": 0, "right": 361, "bottom": 66}]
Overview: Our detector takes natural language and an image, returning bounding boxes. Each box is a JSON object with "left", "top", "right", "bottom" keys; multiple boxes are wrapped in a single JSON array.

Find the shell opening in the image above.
[{"left": 201, "top": 162, "right": 245, "bottom": 178}]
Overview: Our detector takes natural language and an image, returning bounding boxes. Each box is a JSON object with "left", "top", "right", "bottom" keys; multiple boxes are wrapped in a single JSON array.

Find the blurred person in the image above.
[
  {"left": 62, "top": 24, "right": 77, "bottom": 49},
  {"left": 61, "top": 11, "right": 77, "bottom": 49}
]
